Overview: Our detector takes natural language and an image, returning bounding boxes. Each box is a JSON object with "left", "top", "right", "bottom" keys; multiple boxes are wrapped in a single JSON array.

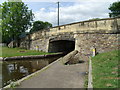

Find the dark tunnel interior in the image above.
[{"left": 48, "top": 40, "right": 75, "bottom": 54}]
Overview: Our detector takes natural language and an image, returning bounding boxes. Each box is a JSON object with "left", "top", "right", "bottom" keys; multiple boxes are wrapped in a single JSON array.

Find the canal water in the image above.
[{"left": 1, "top": 55, "right": 62, "bottom": 88}]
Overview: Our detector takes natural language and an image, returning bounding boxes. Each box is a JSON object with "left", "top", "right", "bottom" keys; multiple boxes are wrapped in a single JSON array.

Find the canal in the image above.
[{"left": 1, "top": 55, "right": 62, "bottom": 88}]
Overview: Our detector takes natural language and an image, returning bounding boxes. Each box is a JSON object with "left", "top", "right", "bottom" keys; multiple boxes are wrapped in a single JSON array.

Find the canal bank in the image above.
[
  {"left": 2, "top": 50, "right": 88, "bottom": 88},
  {"left": 17, "top": 57, "right": 88, "bottom": 88},
  {"left": 1, "top": 53, "right": 63, "bottom": 61},
  {"left": 10, "top": 55, "right": 88, "bottom": 88},
  {"left": 2, "top": 54, "right": 63, "bottom": 88}
]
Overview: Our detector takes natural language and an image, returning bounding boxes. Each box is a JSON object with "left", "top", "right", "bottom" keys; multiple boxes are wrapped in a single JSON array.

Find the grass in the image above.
[
  {"left": 92, "top": 50, "right": 120, "bottom": 88},
  {"left": 84, "top": 74, "right": 88, "bottom": 88},
  {"left": 0, "top": 46, "right": 1, "bottom": 57},
  {"left": 1, "top": 47, "right": 54, "bottom": 57}
]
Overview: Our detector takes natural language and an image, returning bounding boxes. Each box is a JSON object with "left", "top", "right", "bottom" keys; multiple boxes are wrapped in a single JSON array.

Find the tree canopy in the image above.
[
  {"left": 109, "top": 1, "right": 120, "bottom": 18},
  {"left": 30, "top": 20, "right": 52, "bottom": 33},
  {"left": 1, "top": 0, "right": 34, "bottom": 44}
]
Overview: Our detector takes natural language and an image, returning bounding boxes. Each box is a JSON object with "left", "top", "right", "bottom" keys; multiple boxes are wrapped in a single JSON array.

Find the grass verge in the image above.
[
  {"left": 92, "top": 50, "right": 119, "bottom": 88},
  {"left": 1, "top": 47, "right": 54, "bottom": 57},
  {"left": 84, "top": 74, "right": 88, "bottom": 88}
]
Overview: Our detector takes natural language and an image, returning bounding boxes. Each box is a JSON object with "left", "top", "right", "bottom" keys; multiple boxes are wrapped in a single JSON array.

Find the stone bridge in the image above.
[{"left": 20, "top": 18, "right": 120, "bottom": 59}]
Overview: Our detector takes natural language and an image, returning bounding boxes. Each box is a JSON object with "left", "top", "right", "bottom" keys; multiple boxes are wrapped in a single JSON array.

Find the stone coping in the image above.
[
  {"left": 52, "top": 17, "right": 120, "bottom": 28},
  {"left": 88, "top": 57, "right": 93, "bottom": 89},
  {"left": 1, "top": 53, "right": 63, "bottom": 61}
]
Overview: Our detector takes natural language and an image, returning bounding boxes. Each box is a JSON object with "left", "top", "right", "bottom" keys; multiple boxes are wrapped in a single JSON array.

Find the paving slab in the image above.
[{"left": 17, "top": 58, "right": 88, "bottom": 88}]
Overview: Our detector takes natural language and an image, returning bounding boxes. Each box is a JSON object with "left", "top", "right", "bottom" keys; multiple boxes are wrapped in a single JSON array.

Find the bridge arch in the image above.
[
  {"left": 48, "top": 40, "right": 75, "bottom": 54},
  {"left": 48, "top": 32, "right": 75, "bottom": 53},
  {"left": 49, "top": 33, "right": 75, "bottom": 42},
  {"left": 48, "top": 33, "right": 75, "bottom": 53}
]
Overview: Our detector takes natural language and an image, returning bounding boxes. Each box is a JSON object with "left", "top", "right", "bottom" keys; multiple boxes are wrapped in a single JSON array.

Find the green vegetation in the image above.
[
  {"left": 92, "top": 50, "right": 119, "bottom": 88},
  {"left": 1, "top": 0, "right": 52, "bottom": 45},
  {"left": 30, "top": 20, "right": 52, "bottom": 33},
  {"left": 84, "top": 74, "right": 88, "bottom": 88},
  {"left": 1, "top": 47, "right": 53, "bottom": 57},
  {"left": 89, "top": 18, "right": 100, "bottom": 21},
  {"left": 1, "top": 0, "right": 34, "bottom": 44},
  {"left": 109, "top": 1, "right": 120, "bottom": 18}
]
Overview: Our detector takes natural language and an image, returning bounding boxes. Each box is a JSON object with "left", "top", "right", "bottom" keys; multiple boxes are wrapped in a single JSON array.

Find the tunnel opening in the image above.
[{"left": 48, "top": 40, "right": 75, "bottom": 54}]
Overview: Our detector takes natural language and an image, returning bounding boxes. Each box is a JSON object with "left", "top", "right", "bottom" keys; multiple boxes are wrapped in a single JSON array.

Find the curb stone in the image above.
[
  {"left": 2, "top": 53, "right": 63, "bottom": 61},
  {"left": 88, "top": 56, "right": 93, "bottom": 89}
]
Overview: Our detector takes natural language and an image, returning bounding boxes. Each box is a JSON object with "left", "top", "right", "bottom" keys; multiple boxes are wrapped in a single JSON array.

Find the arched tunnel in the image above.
[{"left": 48, "top": 40, "right": 75, "bottom": 54}]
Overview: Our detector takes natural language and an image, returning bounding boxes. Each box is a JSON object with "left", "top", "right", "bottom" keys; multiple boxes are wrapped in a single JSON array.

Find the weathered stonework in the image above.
[
  {"left": 19, "top": 18, "right": 120, "bottom": 59},
  {"left": 49, "top": 18, "right": 120, "bottom": 35},
  {"left": 49, "top": 32, "right": 75, "bottom": 42},
  {"left": 75, "top": 34, "right": 119, "bottom": 55},
  {"left": 30, "top": 39, "right": 49, "bottom": 52}
]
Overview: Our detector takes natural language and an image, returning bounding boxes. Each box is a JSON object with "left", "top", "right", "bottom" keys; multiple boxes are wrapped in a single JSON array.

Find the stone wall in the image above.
[
  {"left": 20, "top": 35, "right": 31, "bottom": 49},
  {"left": 49, "top": 18, "right": 120, "bottom": 35},
  {"left": 30, "top": 38, "right": 49, "bottom": 52},
  {"left": 75, "top": 34, "right": 119, "bottom": 60},
  {"left": 49, "top": 32, "right": 75, "bottom": 42},
  {"left": 20, "top": 30, "right": 49, "bottom": 52},
  {"left": 19, "top": 18, "right": 120, "bottom": 54}
]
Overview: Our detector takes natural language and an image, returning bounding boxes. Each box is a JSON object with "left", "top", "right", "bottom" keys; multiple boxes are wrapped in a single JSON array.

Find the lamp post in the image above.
[{"left": 57, "top": 2, "right": 60, "bottom": 30}]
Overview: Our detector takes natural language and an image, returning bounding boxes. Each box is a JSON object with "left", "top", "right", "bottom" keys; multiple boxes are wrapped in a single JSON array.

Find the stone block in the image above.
[{"left": 62, "top": 50, "right": 78, "bottom": 64}]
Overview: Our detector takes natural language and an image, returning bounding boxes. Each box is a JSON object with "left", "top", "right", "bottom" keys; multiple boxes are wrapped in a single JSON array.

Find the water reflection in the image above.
[{"left": 2, "top": 56, "right": 61, "bottom": 87}]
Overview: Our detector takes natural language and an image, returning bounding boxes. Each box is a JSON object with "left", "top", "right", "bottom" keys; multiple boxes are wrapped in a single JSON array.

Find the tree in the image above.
[
  {"left": 89, "top": 18, "right": 100, "bottom": 21},
  {"left": 1, "top": 0, "right": 34, "bottom": 44},
  {"left": 109, "top": 1, "right": 120, "bottom": 18},
  {"left": 30, "top": 21, "right": 52, "bottom": 33},
  {"left": 0, "top": 4, "right": 2, "bottom": 43}
]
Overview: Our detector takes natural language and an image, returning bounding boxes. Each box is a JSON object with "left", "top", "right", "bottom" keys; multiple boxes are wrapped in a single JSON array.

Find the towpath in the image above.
[{"left": 17, "top": 57, "right": 88, "bottom": 88}]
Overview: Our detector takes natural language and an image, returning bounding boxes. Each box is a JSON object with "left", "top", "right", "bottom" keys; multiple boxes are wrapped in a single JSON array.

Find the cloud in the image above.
[
  {"left": 34, "top": 8, "right": 57, "bottom": 25},
  {"left": 22, "top": 0, "right": 116, "bottom": 2},
  {"left": 33, "top": 0, "right": 115, "bottom": 26}
]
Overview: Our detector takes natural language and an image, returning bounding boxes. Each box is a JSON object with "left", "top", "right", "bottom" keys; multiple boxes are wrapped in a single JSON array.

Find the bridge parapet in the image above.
[
  {"left": 19, "top": 18, "right": 120, "bottom": 53},
  {"left": 49, "top": 18, "right": 120, "bottom": 36},
  {"left": 27, "top": 18, "right": 120, "bottom": 40}
]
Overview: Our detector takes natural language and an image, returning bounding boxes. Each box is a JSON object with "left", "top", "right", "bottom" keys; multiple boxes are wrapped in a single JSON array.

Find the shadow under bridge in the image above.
[{"left": 48, "top": 40, "right": 75, "bottom": 54}]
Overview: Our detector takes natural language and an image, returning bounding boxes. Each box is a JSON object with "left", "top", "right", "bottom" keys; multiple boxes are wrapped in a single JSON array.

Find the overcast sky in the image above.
[{"left": 0, "top": 0, "right": 117, "bottom": 26}]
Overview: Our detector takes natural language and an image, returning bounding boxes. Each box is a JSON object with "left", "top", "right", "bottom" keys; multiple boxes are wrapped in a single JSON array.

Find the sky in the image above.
[{"left": 0, "top": 0, "right": 118, "bottom": 26}]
